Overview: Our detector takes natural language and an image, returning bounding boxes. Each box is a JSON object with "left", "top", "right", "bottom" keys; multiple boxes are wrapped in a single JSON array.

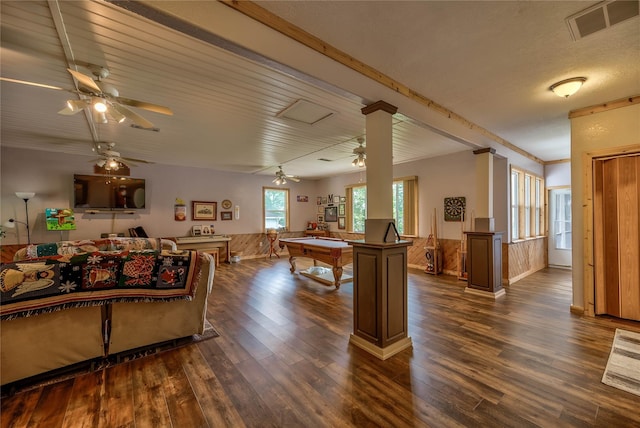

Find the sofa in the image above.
[{"left": 0, "top": 238, "right": 214, "bottom": 385}]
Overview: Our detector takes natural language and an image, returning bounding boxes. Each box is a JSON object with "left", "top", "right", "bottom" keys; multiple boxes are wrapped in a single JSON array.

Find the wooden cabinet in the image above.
[{"left": 465, "top": 231, "right": 503, "bottom": 296}]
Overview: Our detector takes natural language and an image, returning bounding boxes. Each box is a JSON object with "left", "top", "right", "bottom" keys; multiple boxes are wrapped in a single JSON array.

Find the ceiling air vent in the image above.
[{"left": 566, "top": 0, "right": 639, "bottom": 40}]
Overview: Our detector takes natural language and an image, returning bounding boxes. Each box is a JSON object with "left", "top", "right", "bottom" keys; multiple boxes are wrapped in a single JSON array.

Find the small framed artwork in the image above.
[
  {"left": 201, "top": 225, "right": 212, "bottom": 235},
  {"left": 221, "top": 211, "right": 233, "bottom": 220},
  {"left": 317, "top": 196, "right": 322, "bottom": 205},
  {"left": 317, "top": 214, "right": 324, "bottom": 223},
  {"left": 318, "top": 205, "right": 325, "bottom": 214},
  {"left": 321, "top": 197, "right": 327, "bottom": 204},
  {"left": 340, "top": 196, "right": 346, "bottom": 203},
  {"left": 338, "top": 217, "right": 346, "bottom": 229},
  {"left": 192, "top": 201, "right": 217, "bottom": 221},
  {"left": 297, "top": 195, "right": 308, "bottom": 202},
  {"left": 325, "top": 206, "right": 338, "bottom": 222},
  {"left": 338, "top": 203, "right": 345, "bottom": 216},
  {"left": 191, "top": 225, "right": 202, "bottom": 236}
]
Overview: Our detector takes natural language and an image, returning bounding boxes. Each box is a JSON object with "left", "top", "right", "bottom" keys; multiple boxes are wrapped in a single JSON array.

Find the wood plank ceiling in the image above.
[{"left": 1, "top": 1, "right": 638, "bottom": 179}]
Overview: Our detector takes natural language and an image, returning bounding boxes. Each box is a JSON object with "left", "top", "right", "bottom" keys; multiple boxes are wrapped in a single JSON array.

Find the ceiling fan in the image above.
[
  {"left": 59, "top": 65, "right": 173, "bottom": 129},
  {"left": 2, "top": 64, "right": 173, "bottom": 129},
  {"left": 91, "top": 142, "right": 153, "bottom": 171},
  {"left": 273, "top": 166, "right": 301, "bottom": 185},
  {"left": 351, "top": 137, "right": 366, "bottom": 168}
]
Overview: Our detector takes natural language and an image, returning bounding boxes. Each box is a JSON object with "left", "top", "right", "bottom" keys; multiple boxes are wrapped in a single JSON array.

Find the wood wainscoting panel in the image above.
[{"left": 505, "top": 237, "right": 547, "bottom": 285}]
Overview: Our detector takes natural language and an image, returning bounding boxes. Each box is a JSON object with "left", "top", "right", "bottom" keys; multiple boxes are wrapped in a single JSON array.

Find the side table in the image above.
[{"left": 267, "top": 230, "right": 280, "bottom": 258}]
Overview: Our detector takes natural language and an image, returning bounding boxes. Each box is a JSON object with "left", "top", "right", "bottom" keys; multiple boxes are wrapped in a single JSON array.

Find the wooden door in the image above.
[{"left": 594, "top": 154, "right": 640, "bottom": 321}]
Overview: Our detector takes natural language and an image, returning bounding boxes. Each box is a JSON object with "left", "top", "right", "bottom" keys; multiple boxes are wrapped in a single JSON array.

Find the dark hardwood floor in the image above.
[{"left": 2, "top": 258, "right": 640, "bottom": 427}]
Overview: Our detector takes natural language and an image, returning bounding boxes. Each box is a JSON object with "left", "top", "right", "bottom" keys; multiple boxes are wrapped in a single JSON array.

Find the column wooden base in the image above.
[
  {"left": 349, "top": 334, "right": 412, "bottom": 360},
  {"left": 464, "top": 286, "right": 506, "bottom": 299}
]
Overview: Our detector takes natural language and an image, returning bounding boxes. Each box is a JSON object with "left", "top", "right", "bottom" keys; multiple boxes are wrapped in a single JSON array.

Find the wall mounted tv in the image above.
[{"left": 74, "top": 174, "right": 146, "bottom": 210}]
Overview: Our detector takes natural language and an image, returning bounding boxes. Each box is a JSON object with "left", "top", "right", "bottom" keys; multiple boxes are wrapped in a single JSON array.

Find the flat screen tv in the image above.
[{"left": 74, "top": 174, "right": 146, "bottom": 210}]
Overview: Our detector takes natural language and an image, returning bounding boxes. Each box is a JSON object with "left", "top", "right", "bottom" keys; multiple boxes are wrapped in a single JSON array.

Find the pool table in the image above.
[{"left": 278, "top": 237, "right": 353, "bottom": 288}]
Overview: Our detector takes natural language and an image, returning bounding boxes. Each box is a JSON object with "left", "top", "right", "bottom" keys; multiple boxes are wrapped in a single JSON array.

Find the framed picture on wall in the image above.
[
  {"left": 317, "top": 214, "right": 324, "bottom": 223},
  {"left": 192, "top": 201, "right": 217, "bottom": 221},
  {"left": 338, "top": 204, "right": 345, "bottom": 216},
  {"left": 338, "top": 217, "right": 346, "bottom": 229},
  {"left": 318, "top": 205, "right": 325, "bottom": 214},
  {"left": 325, "top": 206, "right": 338, "bottom": 222},
  {"left": 221, "top": 211, "right": 233, "bottom": 220}
]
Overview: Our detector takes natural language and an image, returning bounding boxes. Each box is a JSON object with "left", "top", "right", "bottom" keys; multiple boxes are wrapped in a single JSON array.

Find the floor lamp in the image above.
[{"left": 6, "top": 192, "right": 36, "bottom": 244}]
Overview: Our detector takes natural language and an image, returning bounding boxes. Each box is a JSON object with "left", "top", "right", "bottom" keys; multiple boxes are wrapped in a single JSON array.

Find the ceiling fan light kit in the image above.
[
  {"left": 549, "top": 77, "right": 587, "bottom": 98},
  {"left": 352, "top": 137, "right": 366, "bottom": 167},
  {"left": 51, "top": 66, "right": 174, "bottom": 129},
  {"left": 273, "top": 166, "right": 300, "bottom": 185},
  {"left": 89, "top": 142, "right": 152, "bottom": 171}
]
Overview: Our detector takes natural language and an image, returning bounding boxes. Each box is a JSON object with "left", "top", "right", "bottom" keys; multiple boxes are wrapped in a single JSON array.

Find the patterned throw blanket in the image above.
[{"left": 1, "top": 239, "right": 202, "bottom": 320}]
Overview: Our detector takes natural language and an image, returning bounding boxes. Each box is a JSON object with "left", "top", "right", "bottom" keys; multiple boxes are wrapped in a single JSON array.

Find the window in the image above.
[
  {"left": 345, "top": 176, "right": 418, "bottom": 236},
  {"left": 263, "top": 187, "right": 289, "bottom": 231},
  {"left": 351, "top": 185, "right": 367, "bottom": 233},
  {"left": 553, "top": 188, "right": 572, "bottom": 250},
  {"left": 524, "top": 175, "right": 531, "bottom": 237},
  {"left": 510, "top": 166, "right": 545, "bottom": 241},
  {"left": 511, "top": 170, "right": 519, "bottom": 240}
]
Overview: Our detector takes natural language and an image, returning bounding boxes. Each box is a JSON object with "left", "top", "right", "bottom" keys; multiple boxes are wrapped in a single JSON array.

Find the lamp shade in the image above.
[
  {"left": 15, "top": 192, "right": 35, "bottom": 200},
  {"left": 550, "top": 77, "right": 586, "bottom": 98}
]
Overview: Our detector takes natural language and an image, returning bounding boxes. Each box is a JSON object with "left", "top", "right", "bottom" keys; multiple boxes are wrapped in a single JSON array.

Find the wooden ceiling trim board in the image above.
[
  {"left": 220, "top": 0, "right": 544, "bottom": 165},
  {"left": 568, "top": 95, "right": 640, "bottom": 119}
]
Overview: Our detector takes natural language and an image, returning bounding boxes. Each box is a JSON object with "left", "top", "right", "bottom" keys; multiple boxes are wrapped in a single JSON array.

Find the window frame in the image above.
[
  {"left": 510, "top": 166, "right": 545, "bottom": 242},
  {"left": 345, "top": 176, "right": 418, "bottom": 237},
  {"left": 262, "top": 186, "right": 290, "bottom": 232}
]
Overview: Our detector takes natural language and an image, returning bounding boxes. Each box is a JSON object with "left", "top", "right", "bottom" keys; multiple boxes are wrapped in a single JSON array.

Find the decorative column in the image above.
[
  {"left": 473, "top": 147, "right": 495, "bottom": 231},
  {"left": 465, "top": 147, "right": 504, "bottom": 299},
  {"left": 349, "top": 100, "right": 413, "bottom": 360}
]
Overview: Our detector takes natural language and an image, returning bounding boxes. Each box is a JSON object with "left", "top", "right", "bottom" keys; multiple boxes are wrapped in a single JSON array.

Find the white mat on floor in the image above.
[
  {"left": 602, "top": 329, "right": 640, "bottom": 397},
  {"left": 300, "top": 266, "right": 352, "bottom": 286}
]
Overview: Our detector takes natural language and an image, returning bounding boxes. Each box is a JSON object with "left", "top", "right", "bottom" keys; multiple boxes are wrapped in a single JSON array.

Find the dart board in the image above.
[{"left": 444, "top": 197, "right": 466, "bottom": 221}]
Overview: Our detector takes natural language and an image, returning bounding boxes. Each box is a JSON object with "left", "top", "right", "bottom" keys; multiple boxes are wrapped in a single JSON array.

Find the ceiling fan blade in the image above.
[
  {"left": 58, "top": 106, "right": 83, "bottom": 115},
  {"left": 67, "top": 69, "right": 102, "bottom": 94},
  {"left": 118, "top": 159, "right": 138, "bottom": 167},
  {"left": 111, "top": 103, "right": 155, "bottom": 129},
  {"left": 115, "top": 97, "right": 173, "bottom": 116},
  {"left": 0, "top": 76, "right": 66, "bottom": 91},
  {"left": 122, "top": 156, "right": 153, "bottom": 164},
  {"left": 288, "top": 176, "right": 301, "bottom": 182}
]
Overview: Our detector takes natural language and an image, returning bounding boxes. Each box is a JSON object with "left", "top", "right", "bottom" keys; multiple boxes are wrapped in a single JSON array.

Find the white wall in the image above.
[
  {"left": 2, "top": 144, "right": 541, "bottom": 245},
  {"left": 546, "top": 162, "right": 571, "bottom": 187},
  {"left": 316, "top": 151, "right": 479, "bottom": 239},
  {"left": 1, "top": 147, "right": 320, "bottom": 244},
  {"left": 570, "top": 102, "right": 640, "bottom": 311}
]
